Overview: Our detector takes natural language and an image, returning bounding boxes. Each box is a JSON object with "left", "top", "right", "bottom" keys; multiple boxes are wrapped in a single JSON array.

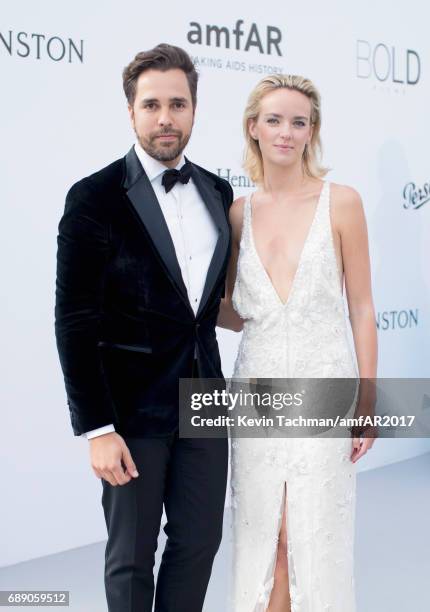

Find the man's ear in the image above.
[{"left": 128, "top": 104, "right": 135, "bottom": 128}]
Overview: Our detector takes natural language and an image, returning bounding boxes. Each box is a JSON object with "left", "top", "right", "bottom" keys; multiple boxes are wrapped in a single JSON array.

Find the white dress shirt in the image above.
[{"left": 83, "top": 143, "right": 219, "bottom": 440}]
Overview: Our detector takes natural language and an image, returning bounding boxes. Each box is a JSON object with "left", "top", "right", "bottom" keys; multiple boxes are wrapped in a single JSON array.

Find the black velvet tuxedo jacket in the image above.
[{"left": 55, "top": 147, "right": 233, "bottom": 437}]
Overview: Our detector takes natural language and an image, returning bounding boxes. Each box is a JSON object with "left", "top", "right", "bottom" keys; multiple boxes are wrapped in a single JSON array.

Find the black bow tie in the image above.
[{"left": 161, "top": 161, "right": 193, "bottom": 193}]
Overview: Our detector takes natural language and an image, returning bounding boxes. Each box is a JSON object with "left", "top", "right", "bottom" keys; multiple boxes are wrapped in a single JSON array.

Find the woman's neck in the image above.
[{"left": 260, "top": 160, "right": 310, "bottom": 197}]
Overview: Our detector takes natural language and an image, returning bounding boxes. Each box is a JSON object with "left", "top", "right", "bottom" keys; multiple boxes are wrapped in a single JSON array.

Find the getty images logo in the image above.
[
  {"left": 187, "top": 20, "right": 282, "bottom": 56},
  {"left": 0, "top": 29, "right": 83, "bottom": 63}
]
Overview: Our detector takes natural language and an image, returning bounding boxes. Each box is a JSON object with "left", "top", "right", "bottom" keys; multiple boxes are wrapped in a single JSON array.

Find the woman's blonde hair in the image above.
[{"left": 243, "top": 74, "right": 329, "bottom": 184}]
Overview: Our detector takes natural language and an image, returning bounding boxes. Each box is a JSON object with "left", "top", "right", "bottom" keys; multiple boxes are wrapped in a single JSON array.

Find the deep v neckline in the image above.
[{"left": 248, "top": 180, "right": 327, "bottom": 309}]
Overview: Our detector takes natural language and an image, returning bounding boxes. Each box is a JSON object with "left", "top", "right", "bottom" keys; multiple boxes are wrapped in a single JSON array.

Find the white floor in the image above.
[{"left": 1, "top": 452, "right": 429, "bottom": 611}]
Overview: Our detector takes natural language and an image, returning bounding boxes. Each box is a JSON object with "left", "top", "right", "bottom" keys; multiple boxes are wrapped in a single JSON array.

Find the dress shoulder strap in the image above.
[
  {"left": 320, "top": 180, "right": 332, "bottom": 226},
  {"left": 321, "top": 180, "right": 330, "bottom": 210},
  {"left": 239, "top": 192, "right": 253, "bottom": 246}
]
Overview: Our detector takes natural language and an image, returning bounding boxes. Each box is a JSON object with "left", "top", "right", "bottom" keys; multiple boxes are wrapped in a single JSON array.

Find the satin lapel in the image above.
[
  {"left": 190, "top": 163, "right": 230, "bottom": 317},
  {"left": 123, "top": 147, "right": 192, "bottom": 313}
]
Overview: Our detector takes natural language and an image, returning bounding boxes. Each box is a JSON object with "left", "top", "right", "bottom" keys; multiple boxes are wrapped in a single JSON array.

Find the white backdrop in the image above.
[{"left": 1, "top": 0, "right": 429, "bottom": 566}]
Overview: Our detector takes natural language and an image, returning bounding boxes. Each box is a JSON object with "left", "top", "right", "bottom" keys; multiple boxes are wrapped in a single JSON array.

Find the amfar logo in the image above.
[
  {"left": 187, "top": 20, "right": 282, "bottom": 56},
  {"left": 0, "top": 30, "right": 83, "bottom": 63},
  {"left": 356, "top": 40, "right": 420, "bottom": 85},
  {"left": 403, "top": 181, "right": 430, "bottom": 210}
]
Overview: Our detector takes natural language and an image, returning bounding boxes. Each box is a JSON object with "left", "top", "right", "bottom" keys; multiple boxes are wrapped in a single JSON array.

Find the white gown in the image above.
[{"left": 230, "top": 181, "right": 358, "bottom": 612}]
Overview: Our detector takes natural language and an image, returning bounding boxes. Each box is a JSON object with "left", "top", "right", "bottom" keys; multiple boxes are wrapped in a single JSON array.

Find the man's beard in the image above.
[{"left": 137, "top": 128, "right": 191, "bottom": 163}]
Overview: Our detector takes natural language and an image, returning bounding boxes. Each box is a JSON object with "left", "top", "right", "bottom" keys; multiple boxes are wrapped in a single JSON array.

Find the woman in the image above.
[{"left": 218, "top": 75, "right": 377, "bottom": 611}]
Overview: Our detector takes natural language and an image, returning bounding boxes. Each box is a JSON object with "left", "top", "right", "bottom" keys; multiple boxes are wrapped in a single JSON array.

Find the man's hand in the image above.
[{"left": 89, "top": 432, "right": 139, "bottom": 486}]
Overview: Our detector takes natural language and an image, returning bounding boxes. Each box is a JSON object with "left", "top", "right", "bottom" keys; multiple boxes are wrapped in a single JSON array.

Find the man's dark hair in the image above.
[{"left": 122, "top": 43, "right": 198, "bottom": 108}]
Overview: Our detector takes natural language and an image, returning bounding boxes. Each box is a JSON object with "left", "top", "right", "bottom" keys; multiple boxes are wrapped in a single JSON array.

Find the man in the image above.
[{"left": 55, "top": 43, "right": 233, "bottom": 612}]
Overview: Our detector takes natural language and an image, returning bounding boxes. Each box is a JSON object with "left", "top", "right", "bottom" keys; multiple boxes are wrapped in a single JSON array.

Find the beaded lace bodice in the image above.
[{"left": 232, "top": 180, "right": 357, "bottom": 379}]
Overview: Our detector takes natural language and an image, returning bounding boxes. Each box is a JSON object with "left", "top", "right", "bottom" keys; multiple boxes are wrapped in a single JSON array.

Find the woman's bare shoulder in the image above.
[
  {"left": 229, "top": 195, "right": 248, "bottom": 237},
  {"left": 329, "top": 181, "right": 366, "bottom": 231},
  {"left": 229, "top": 195, "right": 247, "bottom": 220},
  {"left": 329, "top": 182, "right": 363, "bottom": 209}
]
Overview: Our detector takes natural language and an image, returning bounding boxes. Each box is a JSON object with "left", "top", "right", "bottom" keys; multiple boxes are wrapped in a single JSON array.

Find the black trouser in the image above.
[{"left": 101, "top": 432, "right": 228, "bottom": 612}]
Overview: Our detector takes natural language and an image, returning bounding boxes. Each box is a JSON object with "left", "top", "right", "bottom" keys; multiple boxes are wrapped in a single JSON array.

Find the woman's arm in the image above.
[
  {"left": 335, "top": 186, "right": 377, "bottom": 379},
  {"left": 217, "top": 197, "right": 246, "bottom": 332},
  {"left": 334, "top": 185, "right": 378, "bottom": 460}
]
